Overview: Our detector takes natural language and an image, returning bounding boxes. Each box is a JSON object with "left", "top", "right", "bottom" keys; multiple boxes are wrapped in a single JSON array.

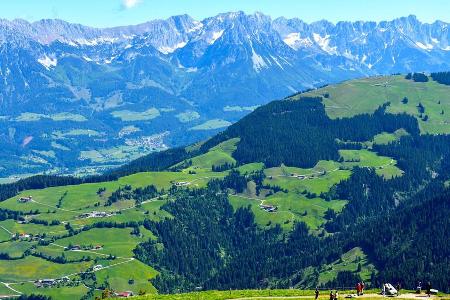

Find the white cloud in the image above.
[{"left": 122, "top": 0, "right": 142, "bottom": 9}]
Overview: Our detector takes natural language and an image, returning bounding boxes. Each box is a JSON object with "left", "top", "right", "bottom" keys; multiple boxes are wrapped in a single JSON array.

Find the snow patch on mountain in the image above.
[
  {"left": 283, "top": 32, "right": 312, "bottom": 50},
  {"left": 251, "top": 47, "right": 267, "bottom": 73},
  {"left": 415, "top": 42, "right": 433, "bottom": 50},
  {"left": 270, "top": 55, "right": 284, "bottom": 70},
  {"left": 74, "top": 37, "right": 119, "bottom": 46},
  {"left": 159, "top": 41, "right": 188, "bottom": 54},
  {"left": 312, "top": 33, "right": 337, "bottom": 55},
  {"left": 38, "top": 55, "right": 57, "bottom": 69},
  {"left": 188, "top": 21, "right": 204, "bottom": 33},
  {"left": 208, "top": 30, "right": 224, "bottom": 45}
]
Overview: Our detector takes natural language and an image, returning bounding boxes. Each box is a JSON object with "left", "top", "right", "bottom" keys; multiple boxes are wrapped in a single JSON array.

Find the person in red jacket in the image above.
[{"left": 356, "top": 282, "right": 361, "bottom": 296}]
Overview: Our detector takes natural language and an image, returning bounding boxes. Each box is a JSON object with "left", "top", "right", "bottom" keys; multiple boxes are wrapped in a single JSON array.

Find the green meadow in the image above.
[
  {"left": 0, "top": 130, "right": 406, "bottom": 298},
  {"left": 299, "top": 75, "right": 450, "bottom": 134}
]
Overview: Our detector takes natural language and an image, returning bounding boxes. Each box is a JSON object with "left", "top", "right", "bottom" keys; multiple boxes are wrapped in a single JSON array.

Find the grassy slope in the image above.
[
  {"left": 296, "top": 75, "right": 450, "bottom": 134},
  {"left": 4, "top": 74, "right": 444, "bottom": 298},
  {"left": 318, "top": 247, "right": 376, "bottom": 285},
  {"left": 10, "top": 282, "right": 89, "bottom": 300},
  {"left": 0, "top": 144, "right": 234, "bottom": 298}
]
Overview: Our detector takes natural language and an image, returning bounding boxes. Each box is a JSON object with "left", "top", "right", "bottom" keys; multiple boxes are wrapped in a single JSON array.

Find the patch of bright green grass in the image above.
[
  {"left": 190, "top": 119, "right": 231, "bottom": 130},
  {"left": 0, "top": 240, "right": 36, "bottom": 258},
  {"left": 54, "top": 227, "right": 149, "bottom": 258},
  {"left": 0, "top": 220, "right": 67, "bottom": 238},
  {"left": 51, "top": 141, "right": 70, "bottom": 151},
  {"left": 0, "top": 228, "right": 11, "bottom": 242},
  {"left": 111, "top": 108, "right": 160, "bottom": 121},
  {"left": 52, "top": 129, "right": 101, "bottom": 139},
  {"left": 186, "top": 138, "right": 239, "bottom": 170},
  {"left": 298, "top": 75, "right": 450, "bottom": 134},
  {"left": 32, "top": 150, "right": 56, "bottom": 159},
  {"left": 11, "top": 282, "right": 89, "bottom": 300},
  {"left": 50, "top": 112, "right": 87, "bottom": 122},
  {"left": 15, "top": 112, "right": 87, "bottom": 122},
  {"left": 318, "top": 247, "right": 377, "bottom": 285},
  {"left": 134, "top": 288, "right": 349, "bottom": 300},
  {"left": 14, "top": 112, "right": 47, "bottom": 122},
  {"left": 265, "top": 160, "right": 348, "bottom": 195},
  {"left": 223, "top": 105, "right": 259, "bottom": 112},
  {"left": 236, "top": 163, "right": 265, "bottom": 174},
  {"left": 0, "top": 256, "right": 91, "bottom": 282},
  {"left": 339, "top": 149, "right": 403, "bottom": 178},
  {"left": 0, "top": 283, "right": 17, "bottom": 296},
  {"left": 95, "top": 259, "right": 158, "bottom": 295},
  {"left": 372, "top": 129, "right": 409, "bottom": 145},
  {"left": 176, "top": 110, "right": 200, "bottom": 123},
  {"left": 230, "top": 193, "right": 347, "bottom": 231}
]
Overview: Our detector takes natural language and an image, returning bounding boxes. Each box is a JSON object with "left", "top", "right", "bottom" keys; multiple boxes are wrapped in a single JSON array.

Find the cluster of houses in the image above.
[
  {"left": 174, "top": 181, "right": 189, "bottom": 187},
  {"left": 259, "top": 204, "right": 278, "bottom": 213},
  {"left": 18, "top": 195, "right": 33, "bottom": 203},
  {"left": 65, "top": 244, "right": 103, "bottom": 251},
  {"left": 34, "top": 277, "right": 70, "bottom": 288},
  {"left": 78, "top": 211, "right": 115, "bottom": 219},
  {"left": 12, "top": 232, "right": 42, "bottom": 241},
  {"left": 287, "top": 171, "right": 326, "bottom": 180}
]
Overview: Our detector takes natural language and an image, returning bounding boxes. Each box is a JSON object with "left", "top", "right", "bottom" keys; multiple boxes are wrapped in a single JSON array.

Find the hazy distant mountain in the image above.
[{"left": 0, "top": 12, "right": 450, "bottom": 177}]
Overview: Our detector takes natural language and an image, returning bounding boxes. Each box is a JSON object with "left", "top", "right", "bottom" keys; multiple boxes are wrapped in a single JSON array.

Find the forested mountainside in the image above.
[
  {"left": 0, "top": 74, "right": 449, "bottom": 299},
  {"left": 2, "top": 13, "right": 450, "bottom": 178}
]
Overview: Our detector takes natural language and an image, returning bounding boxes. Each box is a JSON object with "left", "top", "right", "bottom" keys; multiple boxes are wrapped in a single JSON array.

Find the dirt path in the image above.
[
  {"left": 0, "top": 282, "right": 22, "bottom": 295},
  {"left": 30, "top": 199, "right": 79, "bottom": 213},
  {"left": 227, "top": 297, "right": 313, "bottom": 300},
  {"left": 0, "top": 226, "right": 13, "bottom": 235},
  {"left": 227, "top": 294, "right": 438, "bottom": 300}
]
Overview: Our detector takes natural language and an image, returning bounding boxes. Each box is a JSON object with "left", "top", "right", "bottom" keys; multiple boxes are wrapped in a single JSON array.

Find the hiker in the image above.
[
  {"left": 361, "top": 281, "right": 365, "bottom": 295},
  {"left": 417, "top": 281, "right": 422, "bottom": 294},
  {"left": 356, "top": 282, "right": 361, "bottom": 296},
  {"left": 382, "top": 283, "right": 386, "bottom": 297},
  {"left": 315, "top": 288, "right": 319, "bottom": 300},
  {"left": 335, "top": 290, "right": 339, "bottom": 300},
  {"left": 396, "top": 283, "right": 401, "bottom": 296},
  {"left": 426, "top": 282, "right": 432, "bottom": 297},
  {"left": 330, "top": 290, "right": 334, "bottom": 300}
]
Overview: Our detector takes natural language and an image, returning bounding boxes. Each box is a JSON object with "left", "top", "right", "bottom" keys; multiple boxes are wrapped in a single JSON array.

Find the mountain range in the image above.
[{"left": 1, "top": 12, "right": 450, "bottom": 178}]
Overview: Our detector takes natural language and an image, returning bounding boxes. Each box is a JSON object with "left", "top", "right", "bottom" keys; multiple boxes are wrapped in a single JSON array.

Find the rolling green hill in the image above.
[
  {"left": 297, "top": 75, "right": 450, "bottom": 134},
  {"left": 1, "top": 74, "right": 450, "bottom": 299}
]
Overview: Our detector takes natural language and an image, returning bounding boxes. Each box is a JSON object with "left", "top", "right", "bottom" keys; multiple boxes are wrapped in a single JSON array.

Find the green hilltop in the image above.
[{"left": 297, "top": 75, "right": 450, "bottom": 134}]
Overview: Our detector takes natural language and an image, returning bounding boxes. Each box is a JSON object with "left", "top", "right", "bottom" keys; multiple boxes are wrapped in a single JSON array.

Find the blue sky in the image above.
[{"left": 2, "top": 0, "right": 449, "bottom": 27}]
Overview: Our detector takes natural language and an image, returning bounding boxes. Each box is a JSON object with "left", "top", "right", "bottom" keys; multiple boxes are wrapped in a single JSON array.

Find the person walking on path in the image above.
[
  {"left": 315, "top": 288, "right": 320, "bottom": 300},
  {"left": 335, "top": 290, "right": 339, "bottom": 300},
  {"left": 382, "top": 283, "right": 386, "bottom": 297},
  {"left": 356, "top": 282, "right": 361, "bottom": 296},
  {"left": 396, "top": 282, "right": 401, "bottom": 296},
  {"left": 426, "top": 282, "right": 432, "bottom": 297},
  {"left": 330, "top": 290, "right": 334, "bottom": 300},
  {"left": 361, "top": 282, "right": 365, "bottom": 295}
]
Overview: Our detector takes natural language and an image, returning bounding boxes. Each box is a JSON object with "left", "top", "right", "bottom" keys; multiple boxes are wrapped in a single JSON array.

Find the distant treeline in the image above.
[
  {"left": 0, "top": 147, "right": 200, "bottom": 203},
  {"left": 0, "top": 174, "right": 116, "bottom": 203},
  {"left": 430, "top": 71, "right": 450, "bottom": 85}
]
